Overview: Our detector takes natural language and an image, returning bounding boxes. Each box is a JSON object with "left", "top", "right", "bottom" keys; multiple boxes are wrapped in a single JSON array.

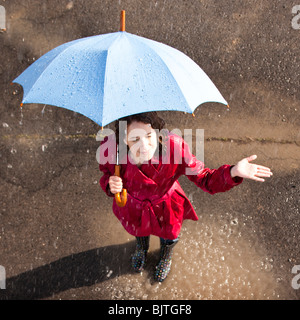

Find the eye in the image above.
[{"left": 129, "top": 137, "right": 140, "bottom": 142}]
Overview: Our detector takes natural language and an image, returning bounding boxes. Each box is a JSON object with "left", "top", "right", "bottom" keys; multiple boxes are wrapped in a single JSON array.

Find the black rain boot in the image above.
[
  {"left": 154, "top": 238, "right": 178, "bottom": 282},
  {"left": 131, "top": 236, "right": 150, "bottom": 272}
]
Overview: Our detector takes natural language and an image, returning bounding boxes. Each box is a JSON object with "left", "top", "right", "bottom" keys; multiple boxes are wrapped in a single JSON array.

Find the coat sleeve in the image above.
[{"left": 178, "top": 136, "right": 243, "bottom": 195}]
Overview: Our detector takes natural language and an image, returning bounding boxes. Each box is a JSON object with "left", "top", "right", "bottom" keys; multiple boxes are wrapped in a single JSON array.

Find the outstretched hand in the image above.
[{"left": 230, "top": 155, "right": 273, "bottom": 182}]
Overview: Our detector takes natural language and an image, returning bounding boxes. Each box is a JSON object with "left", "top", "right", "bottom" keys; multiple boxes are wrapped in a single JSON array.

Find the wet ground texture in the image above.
[{"left": 0, "top": 0, "right": 300, "bottom": 300}]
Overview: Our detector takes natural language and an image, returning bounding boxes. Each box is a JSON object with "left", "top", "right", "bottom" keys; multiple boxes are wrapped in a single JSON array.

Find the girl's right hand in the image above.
[{"left": 108, "top": 176, "right": 123, "bottom": 194}]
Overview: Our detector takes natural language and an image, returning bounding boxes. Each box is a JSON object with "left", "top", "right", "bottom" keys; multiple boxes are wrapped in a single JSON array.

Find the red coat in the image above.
[{"left": 99, "top": 133, "right": 243, "bottom": 240}]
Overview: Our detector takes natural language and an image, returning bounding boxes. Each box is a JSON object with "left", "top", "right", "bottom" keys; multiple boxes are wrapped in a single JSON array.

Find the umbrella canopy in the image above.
[{"left": 13, "top": 13, "right": 227, "bottom": 127}]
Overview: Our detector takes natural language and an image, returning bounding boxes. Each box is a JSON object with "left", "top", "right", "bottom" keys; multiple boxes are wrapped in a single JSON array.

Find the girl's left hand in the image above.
[{"left": 230, "top": 155, "right": 273, "bottom": 182}]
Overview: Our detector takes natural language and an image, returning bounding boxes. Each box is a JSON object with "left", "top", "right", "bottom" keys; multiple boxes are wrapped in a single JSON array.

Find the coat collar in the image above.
[{"left": 126, "top": 151, "right": 163, "bottom": 185}]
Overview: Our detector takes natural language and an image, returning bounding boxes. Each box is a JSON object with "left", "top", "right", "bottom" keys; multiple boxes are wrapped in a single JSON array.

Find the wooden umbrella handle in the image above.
[{"left": 114, "top": 164, "right": 127, "bottom": 207}]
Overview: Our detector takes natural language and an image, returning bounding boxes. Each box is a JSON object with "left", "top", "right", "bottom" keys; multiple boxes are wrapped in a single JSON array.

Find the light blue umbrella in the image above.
[{"left": 13, "top": 11, "right": 227, "bottom": 128}]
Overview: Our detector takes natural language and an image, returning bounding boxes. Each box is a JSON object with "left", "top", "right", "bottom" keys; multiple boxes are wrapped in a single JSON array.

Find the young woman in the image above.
[{"left": 99, "top": 112, "right": 272, "bottom": 282}]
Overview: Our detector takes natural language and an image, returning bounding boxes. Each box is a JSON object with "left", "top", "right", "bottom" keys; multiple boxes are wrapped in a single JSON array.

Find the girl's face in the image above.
[{"left": 125, "top": 121, "right": 158, "bottom": 164}]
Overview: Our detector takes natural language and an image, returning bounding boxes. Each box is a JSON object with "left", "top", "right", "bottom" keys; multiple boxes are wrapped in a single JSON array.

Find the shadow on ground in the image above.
[{"left": 0, "top": 241, "right": 143, "bottom": 300}]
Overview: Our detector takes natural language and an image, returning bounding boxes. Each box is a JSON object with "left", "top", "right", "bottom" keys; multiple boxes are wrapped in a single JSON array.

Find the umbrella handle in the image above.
[{"left": 114, "top": 164, "right": 127, "bottom": 207}]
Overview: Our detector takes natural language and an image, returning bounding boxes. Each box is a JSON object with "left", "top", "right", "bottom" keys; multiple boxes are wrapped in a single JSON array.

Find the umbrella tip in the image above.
[
  {"left": 192, "top": 113, "right": 195, "bottom": 117},
  {"left": 227, "top": 104, "right": 230, "bottom": 109},
  {"left": 20, "top": 103, "right": 23, "bottom": 107},
  {"left": 120, "top": 10, "right": 125, "bottom": 32}
]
